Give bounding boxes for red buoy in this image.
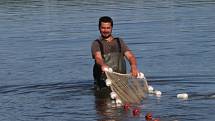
[123,103,130,111]
[132,108,140,116]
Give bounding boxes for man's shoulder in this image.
[92,38,99,44]
[91,39,101,48]
[114,37,122,40]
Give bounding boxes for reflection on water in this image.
[0,0,215,121]
[94,89,121,121]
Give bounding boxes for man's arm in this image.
[125,51,139,77]
[94,51,109,71]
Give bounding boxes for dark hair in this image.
[99,16,113,28]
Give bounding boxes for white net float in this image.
[137,72,145,79]
[115,98,122,104]
[154,90,162,97]
[148,85,154,93]
[105,79,112,86]
[108,68,113,72]
[177,93,188,99]
[110,92,117,99]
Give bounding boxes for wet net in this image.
[105,71,149,104]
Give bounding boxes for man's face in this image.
[99,22,112,39]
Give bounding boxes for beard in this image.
[101,33,111,39]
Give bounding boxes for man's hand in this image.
[131,65,139,77]
[101,64,109,72]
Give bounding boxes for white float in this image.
[116,98,122,104]
[177,93,188,99]
[137,72,145,79]
[154,90,162,97]
[148,85,154,93]
[103,67,113,72]
[105,79,112,86]
[110,92,117,99]
[108,68,113,72]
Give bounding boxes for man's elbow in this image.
[125,51,135,60]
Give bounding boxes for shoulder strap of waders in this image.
[115,38,122,53]
[96,39,104,56]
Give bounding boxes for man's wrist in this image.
[131,65,137,69]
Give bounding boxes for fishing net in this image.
[105,69,149,104]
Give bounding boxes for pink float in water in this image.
[123,103,130,111]
[132,108,140,116]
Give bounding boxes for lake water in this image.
[0,0,215,121]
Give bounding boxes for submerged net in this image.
[105,71,149,104]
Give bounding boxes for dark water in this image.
[0,0,215,121]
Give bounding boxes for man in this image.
[91,16,139,90]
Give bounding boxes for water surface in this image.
[0,0,215,121]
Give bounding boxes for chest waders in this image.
[93,38,127,90]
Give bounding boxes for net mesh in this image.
[105,71,149,104]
